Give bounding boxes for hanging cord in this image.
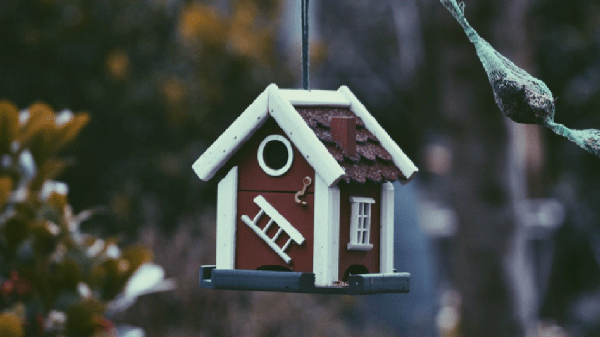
[440,0,600,158]
[302,0,310,90]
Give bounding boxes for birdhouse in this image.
[194,84,418,294]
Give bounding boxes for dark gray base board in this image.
[200,265,410,295]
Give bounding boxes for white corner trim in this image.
[268,85,345,187]
[257,135,294,176]
[279,89,351,107]
[216,166,238,269]
[192,88,270,181]
[338,86,418,180]
[313,174,340,286]
[380,182,394,274]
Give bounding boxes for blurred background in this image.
[1,0,600,336]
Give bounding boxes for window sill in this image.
[347,243,373,251]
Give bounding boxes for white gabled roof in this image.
[192,83,418,187]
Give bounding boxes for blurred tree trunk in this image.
[422,0,523,336]
[496,0,547,336]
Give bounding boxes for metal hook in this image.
[295,176,312,206]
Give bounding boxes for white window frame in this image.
[257,135,294,176]
[347,196,375,251]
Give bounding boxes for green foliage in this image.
[0,101,161,337]
[0,0,295,235]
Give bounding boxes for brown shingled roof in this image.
[295,107,407,183]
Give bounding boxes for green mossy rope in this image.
[440,0,600,158]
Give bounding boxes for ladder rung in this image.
[253,196,305,245]
[252,209,265,225]
[263,219,274,233]
[241,214,292,264]
[282,238,293,252]
[241,196,307,264]
[272,227,283,242]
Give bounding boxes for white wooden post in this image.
[216,166,238,269]
[380,182,395,274]
[313,174,340,286]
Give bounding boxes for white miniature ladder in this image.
[241,195,305,264]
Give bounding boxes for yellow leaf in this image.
[65,299,105,337]
[88,264,107,289]
[0,100,19,153]
[106,49,130,80]
[10,303,26,322]
[117,259,130,274]
[54,113,90,152]
[0,313,24,337]
[232,2,258,27]
[29,159,69,192]
[122,245,153,273]
[178,4,226,43]
[19,103,56,164]
[19,103,54,146]
[47,192,68,212]
[162,77,186,104]
[0,176,13,208]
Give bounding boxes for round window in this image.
[257,135,294,176]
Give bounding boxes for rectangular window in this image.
[347,197,375,251]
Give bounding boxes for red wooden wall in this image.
[229,118,315,272]
[338,182,381,280]
[217,116,384,279]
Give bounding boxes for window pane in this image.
[350,199,376,246]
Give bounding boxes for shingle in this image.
[357,142,393,161]
[296,107,406,183]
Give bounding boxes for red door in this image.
[231,118,315,272]
[236,191,314,272]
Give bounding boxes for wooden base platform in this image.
[200,265,410,295]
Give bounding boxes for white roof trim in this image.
[279,89,351,107]
[338,86,418,179]
[192,84,416,185]
[268,86,345,187]
[192,88,270,181]
[192,84,345,186]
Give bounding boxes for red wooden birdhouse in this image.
[195,84,418,294]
